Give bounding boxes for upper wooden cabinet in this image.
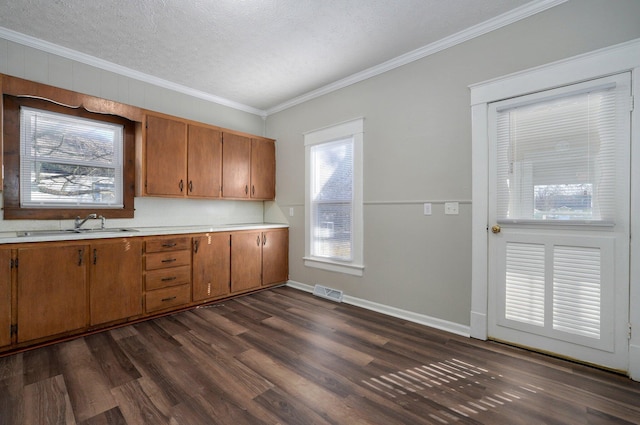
[141,114,222,198]
[222,133,275,200]
[188,124,222,198]
[144,114,188,197]
[251,138,276,200]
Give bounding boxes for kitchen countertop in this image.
[0,223,289,244]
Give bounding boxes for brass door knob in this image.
[491,225,501,234]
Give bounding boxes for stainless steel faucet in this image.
[74,213,98,230]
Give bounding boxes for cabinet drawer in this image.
[145,250,191,270]
[145,284,191,313]
[145,266,191,291]
[145,237,191,253]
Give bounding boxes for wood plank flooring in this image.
[1,286,639,424]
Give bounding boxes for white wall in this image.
[266,0,640,328]
[0,38,268,231]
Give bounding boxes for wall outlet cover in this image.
[445,202,459,215]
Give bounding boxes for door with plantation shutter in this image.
[487,73,631,371]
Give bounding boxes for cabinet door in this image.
[145,114,187,196]
[188,125,222,198]
[17,244,88,343]
[0,249,11,347]
[90,239,143,326]
[222,133,251,199]
[193,233,231,301]
[251,138,276,200]
[262,229,289,286]
[230,232,262,293]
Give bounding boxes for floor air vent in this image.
[312,285,344,302]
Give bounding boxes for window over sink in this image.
[2,94,136,219]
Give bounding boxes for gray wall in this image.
[266,0,640,326]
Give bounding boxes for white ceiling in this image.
[0,0,562,115]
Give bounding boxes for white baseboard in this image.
[286,280,470,337]
[630,342,640,382]
[470,310,488,340]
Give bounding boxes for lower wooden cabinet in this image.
[231,231,263,293]
[17,244,88,343]
[0,249,12,348]
[1,227,288,354]
[231,228,289,293]
[143,236,192,314]
[193,233,231,302]
[262,229,289,286]
[90,238,143,326]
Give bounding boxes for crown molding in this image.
[0,0,566,118]
[265,0,568,115]
[0,26,267,117]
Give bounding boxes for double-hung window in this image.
[304,118,364,276]
[20,107,124,208]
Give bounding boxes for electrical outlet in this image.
[444,202,459,215]
[289,207,294,217]
[423,203,432,215]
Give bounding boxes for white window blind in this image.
[505,242,545,327]
[553,246,601,339]
[310,138,353,261]
[20,107,124,208]
[495,82,621,222]
[304,117,364,276]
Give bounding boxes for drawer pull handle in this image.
[161,277,177,282]
[162,243,177,248]
[161,296,177,302]
[161,258,177,263]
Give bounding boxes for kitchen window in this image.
[304,118,364,276]
[2,95,135,219]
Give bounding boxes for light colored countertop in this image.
[0,223,288,244]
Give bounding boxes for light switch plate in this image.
[444,202,459,215]
[423,203,432,215]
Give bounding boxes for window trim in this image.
[303,117,364,276]
[2,94,136,219]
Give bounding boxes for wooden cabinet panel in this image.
[145,266,191,291]
[145,250,191,270]
[193,233,230,302]
[222,133,251,199]
[145,236,191,253]
[251,138,276,200]
[89,239,143,326]
[188,125,222,198]
[145,284,191,313]
[143,235,192,314]
[145,114,187,196]
[17,244,88,343]
[0,249,11,347]
[262,229,289,286]
[230,231,262,293]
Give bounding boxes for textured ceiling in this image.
[0,0,538,113]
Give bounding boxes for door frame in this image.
[469,38,640,380]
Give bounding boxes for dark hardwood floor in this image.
[1,285,639,424]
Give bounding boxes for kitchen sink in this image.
[17,228,139,237]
